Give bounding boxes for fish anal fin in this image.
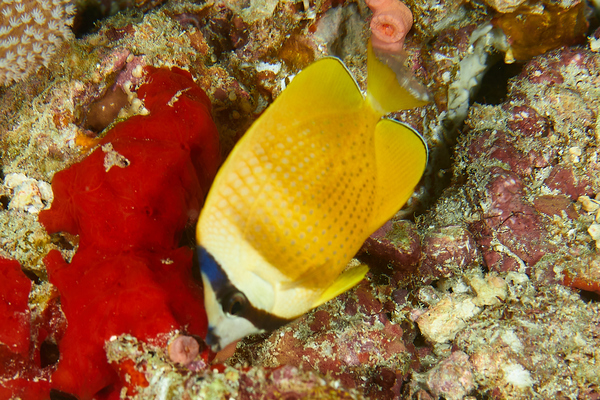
[370,118,427,231]
[312,263,369,308]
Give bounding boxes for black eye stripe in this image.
[197,246,293,331]
[224,292,247,315]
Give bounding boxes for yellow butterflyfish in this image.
[197,40,428,351]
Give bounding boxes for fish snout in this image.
[204,327,222,352]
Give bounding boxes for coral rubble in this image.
[106,334,364,399]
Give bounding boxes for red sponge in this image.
[37,66,220,399]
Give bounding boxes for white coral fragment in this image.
[469,273,508,306]
[578,195,600,212]
[588,223,600,249]
[502,363,534,388]
[3,172,53,213]
[483,0,526,13]
[416,295,482,343]
[102,142,130,172]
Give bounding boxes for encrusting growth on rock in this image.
[0,0,75,85]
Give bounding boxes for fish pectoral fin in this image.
[370,118,428,231]
[312,262,369,308]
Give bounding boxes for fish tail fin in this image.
[369,118,427,231]
[366,39,429,115]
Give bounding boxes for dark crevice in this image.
[412,327,427,348]
[21,268,43,285]
[48,233,77,251]
[72,0,106,37]
[40,340,60,368]
[192,247,203,284]
[473,59,524,105]
[0,195,9,210]
[179,223,197,249]
[577,288,600,303]
[50,390,79,400]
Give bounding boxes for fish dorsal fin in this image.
[366,40,429,115]
[369,118,427,231]
[205,57,364,192]
[312,263,369,308]
[266,57,364,123]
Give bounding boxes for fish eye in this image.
[223,291,247,316]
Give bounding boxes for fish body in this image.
[197,41,428,350]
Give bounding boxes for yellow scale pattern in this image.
[204,107,377,289]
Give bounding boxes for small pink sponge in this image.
[169,335,200,365]
[366,0,413,53]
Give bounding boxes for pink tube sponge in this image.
[169,335,200,365]
[366,0,413,53]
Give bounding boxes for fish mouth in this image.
[204,328,222,352]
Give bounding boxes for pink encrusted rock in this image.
[486,168,529,224]
[308,310,331,333]
[92,48,132,83]
[344,282,386,316]
[516,48,598,88]
[419,225,478,281]
[257,317,407,391]
[503,105,550,138]
[518,57,565,85]
[237,364,362,399]
[114,56,147,89]
[423,351,475,400]
[471,167,548,272]
[422,24,477,111]
[533,195,579,220]
[473,229,521,273]
[231,280,412,397]
[451,46,600,282]
[467,130,548,176]
[544,166,592,201]
[359,219,421,275]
